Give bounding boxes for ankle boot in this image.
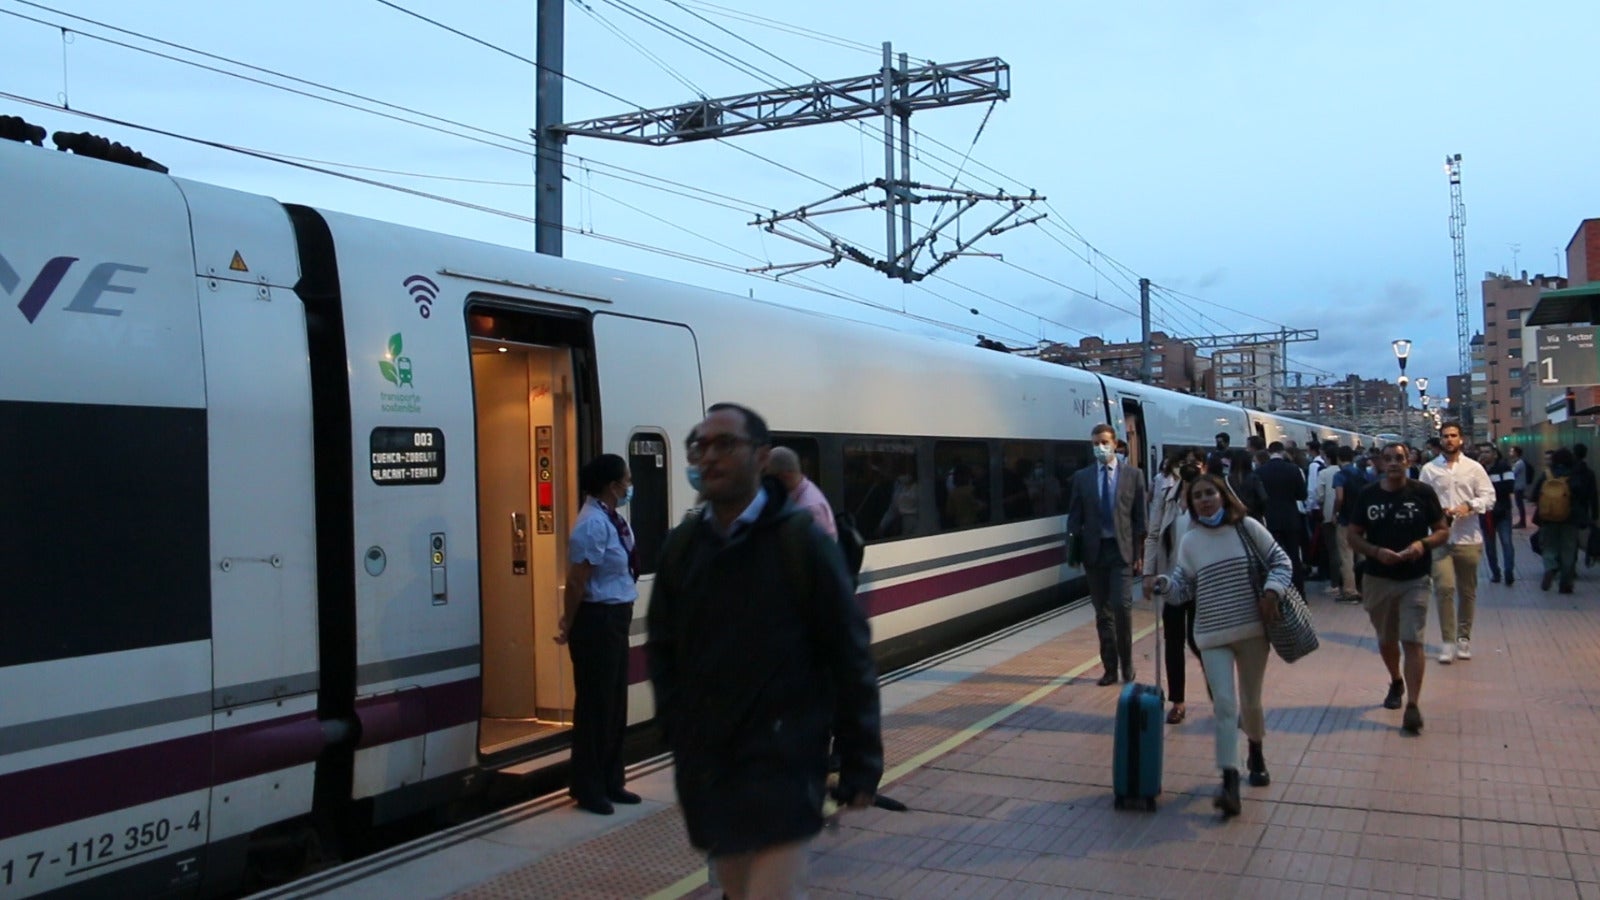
[1214,768,1242,818]
[1247,741,1271,787]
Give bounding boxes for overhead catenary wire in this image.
[8,1,1297,358]
[0,90,1007,344]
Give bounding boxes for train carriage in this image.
[0,126,1372,898]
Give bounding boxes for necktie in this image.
[603,503,640,582]
[1101,465,1114,530]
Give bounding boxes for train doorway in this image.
[1120,396,1149,473]
[468,307,593,757]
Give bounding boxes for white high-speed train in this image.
[0,121,1372,898]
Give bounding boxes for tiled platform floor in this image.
[461,531,1600,899]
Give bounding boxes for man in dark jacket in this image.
[1478,444,1516,585]
[1256,441,1308,595]
[647,403,882,898]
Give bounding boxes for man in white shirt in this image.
[1417,422,1496,664]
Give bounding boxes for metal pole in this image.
[1400,382,1409,446]
[898,51,912,272]
[1139,278,1153,384]
[881,42,897,280]
[535,0,564,256]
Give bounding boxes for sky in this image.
[6,0,1598,394]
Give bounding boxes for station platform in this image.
[264,530,1600,899]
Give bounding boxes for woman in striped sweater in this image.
[1154,473,1292,817]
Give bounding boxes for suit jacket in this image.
[1066,461,1147,569]
[1256,456,1306,533]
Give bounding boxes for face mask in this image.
[1178,464,1200,483]
[615,484,633,508]
[1092,444,1115,464]
[686,465,703,493]
[1198,508,1225,527]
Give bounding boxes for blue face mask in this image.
[1092,444,1115,464]
[615,484,633,508]
[686,465,703,493]
[1198,508,1225,527]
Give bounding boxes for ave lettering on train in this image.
[0,251,148,323]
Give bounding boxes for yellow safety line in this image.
[644,622,1157,900]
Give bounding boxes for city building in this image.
[1278,375,1397,432]
[1033,331,1199,392]
[1480,272,1565,441]
[1210,343,1283,409]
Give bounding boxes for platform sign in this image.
[1535,327,1600,387]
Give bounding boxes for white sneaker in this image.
[1457,639,1472,660]
[1438,645,1454,664]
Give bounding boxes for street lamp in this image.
[1393,340,1412,443]
[1417,377,1430,438]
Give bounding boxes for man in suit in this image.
[1256,441,1308,595]
[1067,423,1148,685]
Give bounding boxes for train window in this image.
[1000,440,1055,521]
[934,440,992,531]
[842,438,918,541]
[627,431,669,576]
[1051,440,1095,515]
[771,434,821,485]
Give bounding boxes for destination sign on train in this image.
[371,427,445,485]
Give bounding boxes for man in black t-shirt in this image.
[1348,445,1449,735]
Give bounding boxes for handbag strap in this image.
[1234,522,1267,593]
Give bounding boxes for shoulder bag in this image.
[1235,523,1319,663]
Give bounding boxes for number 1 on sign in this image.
[1540,356,1557,384]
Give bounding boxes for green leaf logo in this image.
[379,333,403,385]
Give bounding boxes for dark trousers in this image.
[1482,514,1515,578]
[1515,490,1527,525]
[568,601,633,803]
[1161,600,1203,703]
[1086,540,1133,678]
[1269,525,1306,596]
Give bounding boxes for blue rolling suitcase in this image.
[1113,613,1164,810]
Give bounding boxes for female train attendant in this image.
[1142,451,1205,725]
[1154,473,1290,818]
[555,454,641,815]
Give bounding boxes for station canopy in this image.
[1528,281,1600,326]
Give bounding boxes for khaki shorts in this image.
[1362,575,1430,644]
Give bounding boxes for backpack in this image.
[1539,476,1572,524]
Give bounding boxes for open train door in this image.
[468,304,596,759]
[1118,394,1150,474]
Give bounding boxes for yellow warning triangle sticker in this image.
[228,251,249,272]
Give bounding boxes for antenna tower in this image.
[1445,153,1470,430]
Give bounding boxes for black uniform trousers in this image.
[568,601,633,804]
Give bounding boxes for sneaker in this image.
[1383,680,1405,710]
[1438,644,1454,664]
[1456,639,1472,660]
[1402,704,1423,734]
[1338,593,1363,605]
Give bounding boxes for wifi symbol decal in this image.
[404,274,439,319]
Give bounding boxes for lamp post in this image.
[1417,377,1430,439]
[1393,339,1411,444]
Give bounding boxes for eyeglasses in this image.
[687,434,753,460]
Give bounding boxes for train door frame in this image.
[466,302,597,761]
[1118,395,1150,474]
